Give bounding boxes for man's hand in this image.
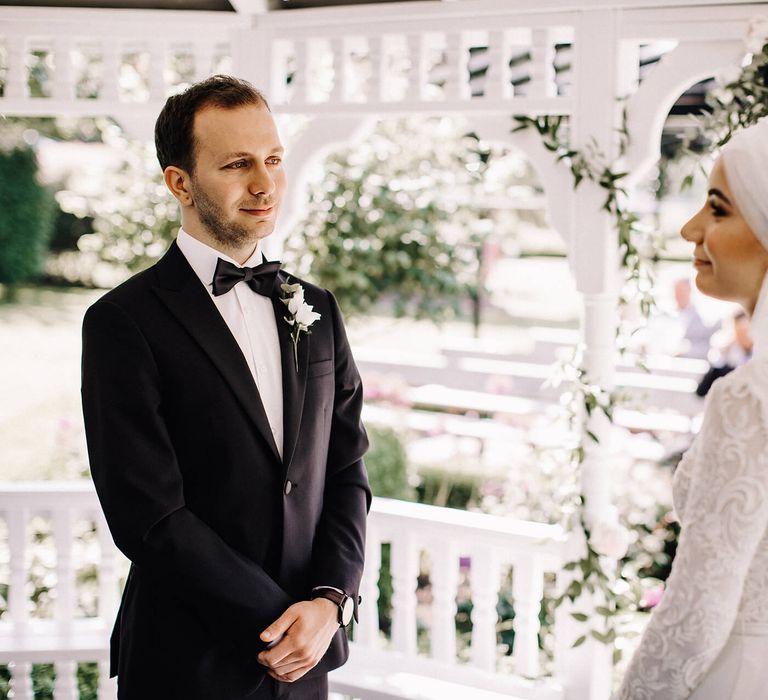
[257,598,339,683]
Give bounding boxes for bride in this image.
[615,118,768,699]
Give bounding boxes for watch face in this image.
[341,596,354,626]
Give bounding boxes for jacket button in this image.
[284,480,293,495]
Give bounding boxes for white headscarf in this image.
[721,117,768,252]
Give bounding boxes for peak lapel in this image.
[271,283,308,470]
[152,243,282,462]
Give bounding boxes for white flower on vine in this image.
[715,64,742,88]
[589,520,631,560]
[745,16,768,54]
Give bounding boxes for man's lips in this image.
[241,206,274,216]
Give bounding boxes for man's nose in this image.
[249,164,276,197]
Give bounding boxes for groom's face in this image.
[186,103,286,248]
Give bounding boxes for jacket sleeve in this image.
[309,291,372,608]
[614,373,768,700]
[81,299,293,658]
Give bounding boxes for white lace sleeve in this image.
[614,371,768,700]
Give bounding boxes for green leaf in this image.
[570,612,589,622]
[572,635,587,649]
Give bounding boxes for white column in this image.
[99,660,118,700]
[366,35,383,103]
[511,555,543,677]
[329,37,345,104]
[484,30,508,101]
[148,41,167,101]
[7,508,29,635]
[97,511,120,627]
[5,35,28,99]
[100,41,121,102]
[53,37,74,101]
[405,33,424,103]
[291,40,309,105]
[429,542,459,662]
[8,661,34,700]
[529,28,556,99]
[54,660,79,700]
[442,31,466,102]
[54,507,76,636]
[194,44,217,83]
[469,546,500,672]
[356,526,382,647]
[389,534,418,656]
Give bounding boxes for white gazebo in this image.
[0,0,758,698]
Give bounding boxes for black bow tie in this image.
[211,257,282,297]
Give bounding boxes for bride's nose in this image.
[680,208,704,244]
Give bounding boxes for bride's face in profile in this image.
[680,157,768,314]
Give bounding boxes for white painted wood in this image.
[442,31,466,102]
[428,542,459,662]
[469,546,500,672]
[329,36,345,103]
[54,659,79,700]
[99,659,118,700]
[389,532,419,656]
[96,511,120,626]
[291,40,308,106]
[148,41,167,101]
[100,40,121,102]
[52,37,73,101]
[366,34,383,103]
[7,508,29,635]
[405,33,424,103]
[9,660,34,700]
[4,35,27,99]
[484,30,508,101]
[53,507,75,636]
[357,525,382,647]
[511,556,544,677]
[529,28,556,99]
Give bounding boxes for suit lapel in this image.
[271,275,308,470]
[152,242,282,462]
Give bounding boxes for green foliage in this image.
[365,426,411,500]
[0,143,55,292]
[288,119,488,321]
[0,663,99,700]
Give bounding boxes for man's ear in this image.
[164,166,193,207]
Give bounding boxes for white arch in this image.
[624,39,744,185]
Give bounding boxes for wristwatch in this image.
[310,586,355,627]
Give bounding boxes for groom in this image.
[81,75,371,699]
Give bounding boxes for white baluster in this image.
[469,546,500,672]
[99,660,118,699]
[429,542,459,662]
[53,37,74,101]
[290,40,307,105]
[365,35,382,103]
[53,507,75,636]
[194,44,217,83]
[8,661,34,700]
[5,35,28,99]
[54,660,79,700]
[7,508,29,636]
[100,41,121,102]
[511,556,543,677]
[97,511,120,628]
[148,42,166,100]
[356,527,382,647]
[529,28,556,98]
[390,533,418,656]
[329,37,345,104]
[484,30,508,101]
[442,31,466,102]
[405,33,423,103]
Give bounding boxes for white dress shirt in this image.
[176,228,284,458]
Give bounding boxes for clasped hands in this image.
[257,598,339,683]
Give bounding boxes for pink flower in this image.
[641,584,665,609]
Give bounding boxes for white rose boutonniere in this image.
[281,283,321,372]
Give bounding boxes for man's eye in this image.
[267,157,282,165]
[227,161,247,169]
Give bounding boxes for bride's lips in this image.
[693,258,711,268]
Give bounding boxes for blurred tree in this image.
[287,119,493,324]
[0,141,55,301]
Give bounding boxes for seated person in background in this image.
[674,277,717,359]
[695,311,753,396]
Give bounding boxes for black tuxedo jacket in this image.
[81,241,371,699]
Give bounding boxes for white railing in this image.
[0,481,569,699]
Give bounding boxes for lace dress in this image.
[615,275,768,700]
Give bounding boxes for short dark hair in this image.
[154,74,270,175]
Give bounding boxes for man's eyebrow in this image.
[708,188,733,206]
[220,146,285,160]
